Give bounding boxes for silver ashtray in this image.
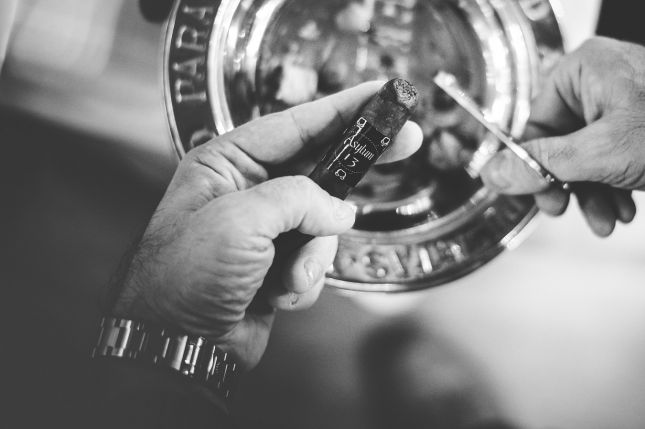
[163,0,564,292]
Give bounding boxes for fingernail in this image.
[289,292,300,307]
[485,156,511,190]
[333,198,357,221]
[304,258,322,288]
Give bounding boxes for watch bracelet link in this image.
[91,317,238,399]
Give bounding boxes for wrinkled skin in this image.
[110,82,423,370]
[481,37,645,237]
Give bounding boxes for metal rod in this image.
[433,71,569,191]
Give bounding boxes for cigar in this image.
[274,78,419,258]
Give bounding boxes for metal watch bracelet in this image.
[91,317,238,400]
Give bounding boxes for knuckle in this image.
[577,38,645,103]
[259,176,293,197]
[270,175,317,199]
[251,176,308,210]
[184,141,214,162]
[186,141,224,167]
[580,36,610,53]
[182,144,228,180]
[576,37,624,76]
[590,123,633,183]
[178,142,242,196]
[530,138,573,170]
[578,36,622,60]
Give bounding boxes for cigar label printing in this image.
[309,78,419,199]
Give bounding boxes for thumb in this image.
[215,176,357,239]
[480,121,614,194]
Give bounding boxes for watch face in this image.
[164,0,564,292]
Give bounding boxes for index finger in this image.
[221,81,421,164]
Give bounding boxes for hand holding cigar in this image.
[272,78,419,268]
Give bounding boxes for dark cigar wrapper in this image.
[274,79,418,267]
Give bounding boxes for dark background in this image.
[596,0,645,46]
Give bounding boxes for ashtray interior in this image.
[166,0,564,291]
[218,0,506,232]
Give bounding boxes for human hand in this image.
[480,37,644,236]
[109,82,423,369]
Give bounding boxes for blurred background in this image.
[2,1,645,428]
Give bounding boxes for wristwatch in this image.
[91,317,239,399]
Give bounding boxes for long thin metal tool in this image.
[433,71,569,191]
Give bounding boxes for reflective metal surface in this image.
[164,0,564,292]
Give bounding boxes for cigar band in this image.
[324,117,391,187]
